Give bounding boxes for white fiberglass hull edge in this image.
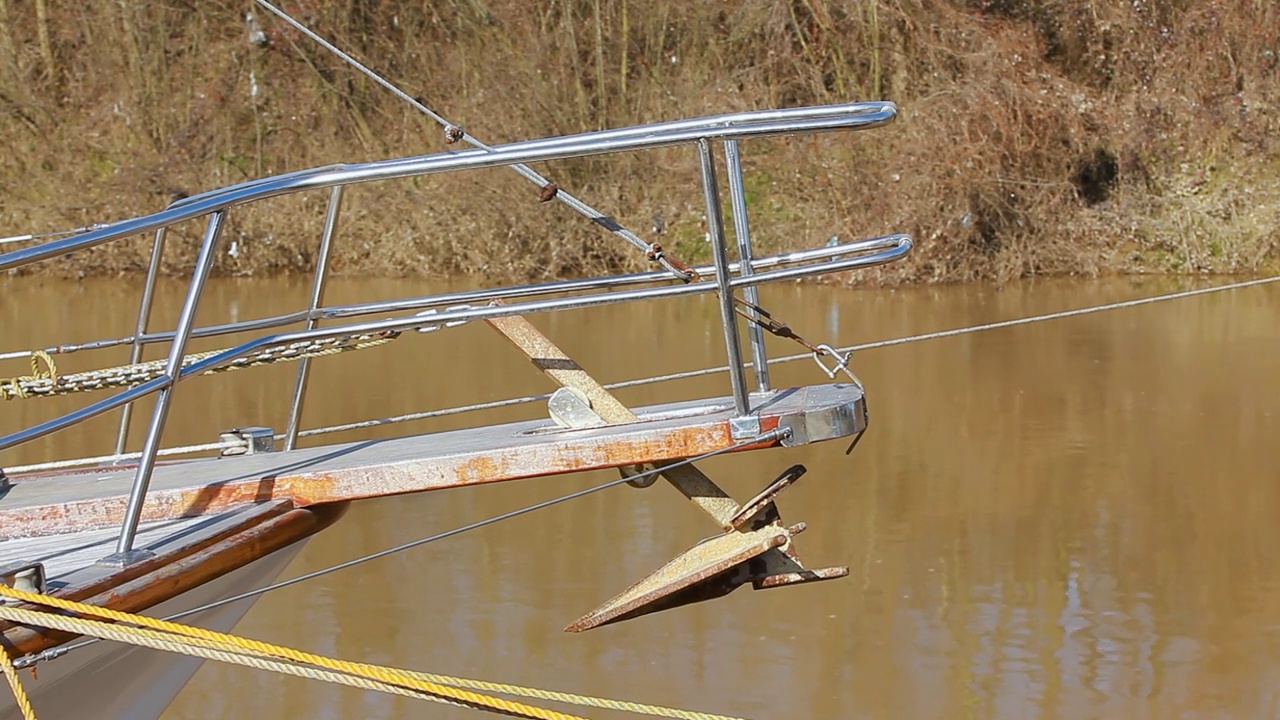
[0,540,310,720]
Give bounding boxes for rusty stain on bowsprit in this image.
[0,390,838,538]
[0,380,860,538]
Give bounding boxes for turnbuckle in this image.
[646,242,701,283]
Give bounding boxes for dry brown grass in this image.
[0,0,1276,284]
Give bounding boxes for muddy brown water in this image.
[2,275,1278,719]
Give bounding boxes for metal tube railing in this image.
[106,211,227,562]
[0,235,912,454]
[0,100,911,568]
[165,103,894,214]
[113,226,169,458]
[0,102,895,272]
[698,140,751,417]
[283,186,343,450]
[0,234,904,361]
[723,139,770,392]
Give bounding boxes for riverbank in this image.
[0,1,1276,284]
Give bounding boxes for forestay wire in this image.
[251,0,697,281]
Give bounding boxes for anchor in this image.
[486,311,849,632]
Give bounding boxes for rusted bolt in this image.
[444,125,464,144]
[666,255,701,282]
[538,183,559,203]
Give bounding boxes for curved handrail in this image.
[1,99,911,560]
[0,233,905,359]
[0,102,895,272]
[0,235,911,452]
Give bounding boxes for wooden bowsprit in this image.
[485,313,849,632]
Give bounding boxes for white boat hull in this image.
[0,540,309,720]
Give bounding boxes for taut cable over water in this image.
[6,274,1274,475]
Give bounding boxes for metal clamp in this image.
[415,304,475,333]
[728,415,762,441]
[220,426,275,457]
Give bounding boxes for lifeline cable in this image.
[8,274,1277,474]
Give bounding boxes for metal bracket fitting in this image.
[728,415,762,441]
[96,548,156,568]
[219,426,275,457]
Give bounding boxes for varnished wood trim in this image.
[54,499,295,605]
[1,502,348,657]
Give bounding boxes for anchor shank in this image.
[485,313,741,528]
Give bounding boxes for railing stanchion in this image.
[106,211,227,564]
[113,226,169,458]
[697,139,752,421]
[284,186,343,451]
[723,140,770,393]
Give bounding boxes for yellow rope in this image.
[0,351,57,401]
[0,605,537,718]
[0,584,749,720]
[0,585,577,720]
[0,645,36,720]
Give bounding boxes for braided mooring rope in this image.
[1,331,400,401]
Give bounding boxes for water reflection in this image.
[2,275,1278,718]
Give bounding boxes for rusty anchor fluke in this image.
[564,462,849,632]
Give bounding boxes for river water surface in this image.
[2,274,1278,719]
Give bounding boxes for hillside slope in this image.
[0,0,1275,283]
